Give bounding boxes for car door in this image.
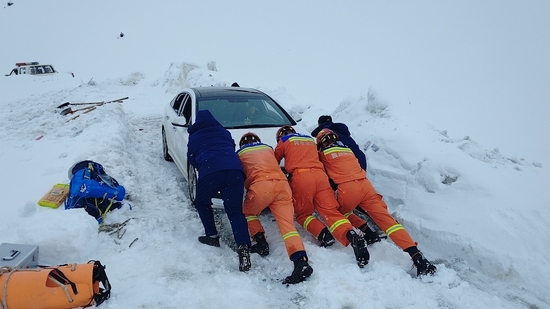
[171,92,193,176]
[163,94,180,157]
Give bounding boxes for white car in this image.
[162,86,302,205]
[5,62,57,76]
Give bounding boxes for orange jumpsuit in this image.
[274,133,354,246]
[237,142,306,259]
[318,142,417,250]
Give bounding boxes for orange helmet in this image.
[239,132,261,147]
[276,125,296,142]
[316,128,338,148]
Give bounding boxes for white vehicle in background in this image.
[5,62,57,76]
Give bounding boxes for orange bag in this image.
[0,260,111,309]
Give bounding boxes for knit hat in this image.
[318,115,332,126]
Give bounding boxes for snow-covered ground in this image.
[1,1,549,308]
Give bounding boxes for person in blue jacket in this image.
[187,110,251,272]
[311,115,367,171]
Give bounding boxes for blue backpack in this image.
[65,160,125,223]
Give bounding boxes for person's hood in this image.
[188,110,222,134]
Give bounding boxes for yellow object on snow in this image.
[38,183,69,209]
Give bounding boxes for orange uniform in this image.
[237,142,306,260]
[318,142,417,250]
[274,133,354,246]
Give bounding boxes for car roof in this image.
[190,87,266,99]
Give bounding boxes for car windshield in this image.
[197,93,295,129]
[29,65,54,75]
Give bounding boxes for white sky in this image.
[1,1,549,308]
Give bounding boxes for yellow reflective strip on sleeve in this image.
[343,212,354,218]
[245,215,259,223]
[323,147,353,155]
[329,218,351,233]
[385,224,404,236]
[282,231,300,240]
[303,216,316,229]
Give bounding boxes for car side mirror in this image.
[171,118,189,128]
[291,112,302,123]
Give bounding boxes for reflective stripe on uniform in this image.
[246,215,259,222]
[343,211,354,218]
[386,224,404,236]
[287,136,315,143]
[282,231,300,241]
[238,144,272,156]
[303,215,316,230]
[322,146,353,156]
[329,218,350,233]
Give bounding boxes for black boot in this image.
[317,227,336,247]
[238,244,251,272]
[346,230,369,268]
[411,252,436,277]
[359,223,382,245]
[198,235,220,247]
[283,257,313,285]
[250,232,269,256]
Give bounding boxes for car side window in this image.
[172,93,185,112]
[178,94,192,125]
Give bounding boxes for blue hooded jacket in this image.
[187,110,244,178]
[312,121,367,170]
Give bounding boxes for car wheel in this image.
[188,165,197,205]
[162,128,173,161]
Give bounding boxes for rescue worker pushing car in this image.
[187,110,251,272]
[316,128,437,277]
[237,132,313,284]
[311,115,382,244]
[274,126,370,268]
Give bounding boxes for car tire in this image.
[188,165,197,206]
[162,128,173,162]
